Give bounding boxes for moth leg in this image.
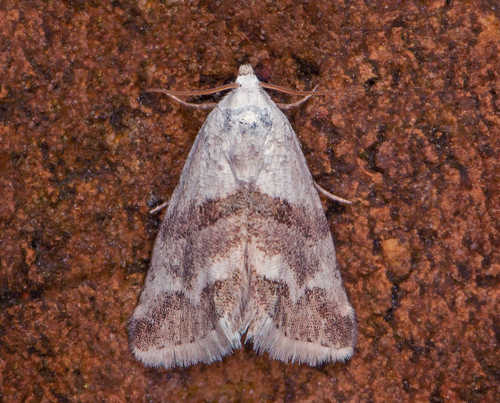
[314,182,351,205]
[161,94,217,110]
[146,83,237,110]
[277,95,314,110]
[277,85,320,110]
[149,201,169,214]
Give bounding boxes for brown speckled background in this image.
[1,1,499,402]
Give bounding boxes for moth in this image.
[129,64,357,368]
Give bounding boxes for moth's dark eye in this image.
[255,74,267,83]
[222,75,267,84]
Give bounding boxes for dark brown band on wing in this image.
[158,187,333,285]
[166,188,330,240]
[251,277,357,349]
[129,280,237,351]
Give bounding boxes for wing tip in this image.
[246,316,357,366]
[129,335,241,369]
[128,316,243,369]
[130,345,227,369]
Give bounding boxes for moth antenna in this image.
[146,83,238,97]
[260,82,327,96]
[261,82,366,100]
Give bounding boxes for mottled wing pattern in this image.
[130,65,357,368]
[128,108,248,368]
[242,99,357,365]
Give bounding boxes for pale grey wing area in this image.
[242,106,357,365]
[129,108,248,368]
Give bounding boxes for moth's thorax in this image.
[218,74,272,112]
[236,72,259,88]
[201,73,274,184]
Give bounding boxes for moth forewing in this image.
[129,65,356,368]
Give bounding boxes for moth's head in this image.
[236,64,259,88]
[238,64,254,76]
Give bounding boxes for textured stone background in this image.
[1,0,499,402]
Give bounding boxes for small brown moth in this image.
[129,65,357,368]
